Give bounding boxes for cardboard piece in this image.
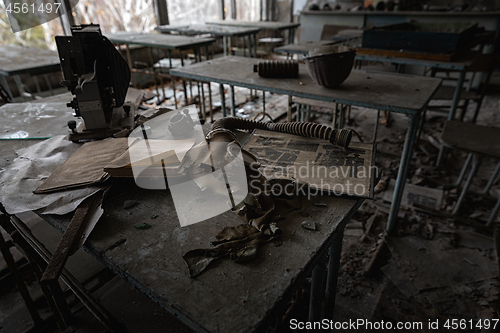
[383,179,443,210]
[104,138,196,178]
[34,138,130,194]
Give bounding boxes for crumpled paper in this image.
[0,136,102,215]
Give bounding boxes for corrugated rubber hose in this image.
[209,117,353,148]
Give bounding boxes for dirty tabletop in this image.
[171,56,441,115]
[171,56,441,233]
[41,178,363,333]
[0,45,61,76]
[156,24,261,37]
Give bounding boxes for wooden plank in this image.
[40,191,103,283]
[441,120,500,160]
[41,179,363,333]
[171,56,441,115]
[206,20,300,30]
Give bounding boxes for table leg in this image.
[437,69,467,167]
[487,197,500,226]
[33,76,41,95]
[1,214,129,333]
[247,35,252,58]
[339,105,346,129]
[200,82,206,121]
[125,44,135,87]
[43,74,54,96]
[220,84,227,117]
[253,34,258,58]
[482,161,500,195]
[448,70,467,122]
[208,83,213,122]
[148,48,161,100]
[0,230,43,327]
[372,110,381,144]
[13,75,28,100]
[386,113,421,233]
[309,253,326,323]
[168,49,177,107]
[1,75,14,100]
[333,104,338,129]
[452,154,482,215]
[456,153,473,187]
[262,90,265,117]
[230,86,236,117]
[324,228,345,320]
[223,36,228,57]
[197,83,203,116]
[180,53,189,105]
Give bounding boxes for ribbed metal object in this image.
[211,118,353,148]
[253,60,299,78]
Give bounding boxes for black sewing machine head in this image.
[56,24,131,133]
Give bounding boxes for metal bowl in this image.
[304,45,356,87]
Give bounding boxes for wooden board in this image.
[170,56,441,115]
[383,179,443,210]
[42,178,363,333]
[441,120,500,159]
[105,32,215,50]
[0,45,61,76]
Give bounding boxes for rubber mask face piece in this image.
[128,107,248,227]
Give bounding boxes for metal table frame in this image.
[156,24,260,57]
[0,45,61,101]
[106,32,216,113]
[171,56,442,233]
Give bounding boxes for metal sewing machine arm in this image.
[56,24,133,140]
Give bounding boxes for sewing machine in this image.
[56,24,135,141]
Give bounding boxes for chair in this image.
[440,120,500,225]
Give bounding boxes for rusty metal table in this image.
[156,24,261,57]
[0,45,61,101]
[171,56,442,233]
